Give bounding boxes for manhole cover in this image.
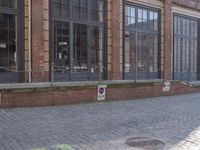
[126,137,165,149]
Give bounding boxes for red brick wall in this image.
[172,0,200,9]
[110,0,123,80]
[31,0,49,82]
[0,82,199,108]
[164,0,173,80]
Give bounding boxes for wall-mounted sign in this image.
[163,81,171,92]
[0,43,6,48]
[59,41,68,46]
[97,85,107,101]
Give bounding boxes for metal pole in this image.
[28,0,32,83]
[51,62,54,84]
[99,64,102,83]
[187,68,189,84]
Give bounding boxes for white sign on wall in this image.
[0,43,6,48]
[97,85,107,101]
[163,81,171,92]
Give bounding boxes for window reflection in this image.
[73,24,88,72]
[53,0,104,81]
[174,15,198,81]
[124,5,160,80]
[0,0,17,8]
[54,22,70,72]
[0,13,16,72]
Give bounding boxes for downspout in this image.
[28,0,32,83]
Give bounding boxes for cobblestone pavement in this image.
[1,93,200,150]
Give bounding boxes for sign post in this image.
[97,85,107,101]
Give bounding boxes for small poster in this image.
[97,85,107,101]
[0,43,6,48]
[163,81,171,92]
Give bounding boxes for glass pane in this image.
[149,11,154,30]
[81,0,87,20]
[90,0,98,21]
[138,9,142,19]
[73,24,88,72]
[124,5,160,80]
[9,0,16,8]
[174,15,198,81]
[154,12,158,31]
[73,0,80,19]
[53,0,62,17]
[0,13,17,72]
[174,16,177,34]
[8,44,16,70]
[62,0,70,18]
[54,21,70,72]
[98,0,104,22]
[0,13,8,28]
[124,31,135,73]
[143,10,148,29]
[90,26,99,73]
[0,0,17,8]
[143,10,147,20]
[137,32,148,73]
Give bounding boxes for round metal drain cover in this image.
[126,137,165,149]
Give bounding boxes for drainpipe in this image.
[28,0,32,83]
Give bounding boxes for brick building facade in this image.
[1,0,200,107]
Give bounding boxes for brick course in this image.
[0,82,199,108]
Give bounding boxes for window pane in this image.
[154,12,158,31]
[54,21,70,72]
[52,0,105,81]
[73,0,80,19]
[80,0,87,20]
[0,13,17,72]
[174,15,198,81]
[90,0,98,21]
[90,26,99,73]
[73,24,88,72]
[124,5,160,80]
[149,11,154,30]
[62,0,70,18]
[138,9,142,19]
[0,0,17,8]
[124,31,135,73]
[53,0,61,17]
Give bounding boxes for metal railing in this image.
[0,62,198,86]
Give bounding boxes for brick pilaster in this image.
[164,0,173,80]
[32,0,49,82]
[109,0,123,80]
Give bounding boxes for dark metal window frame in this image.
[123,1,161,80]
[0,0,24,83]
[173,13,200,81]
[49,0,107,82]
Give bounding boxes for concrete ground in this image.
[1,93,200,150]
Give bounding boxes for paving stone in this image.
[1,93,200,149]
